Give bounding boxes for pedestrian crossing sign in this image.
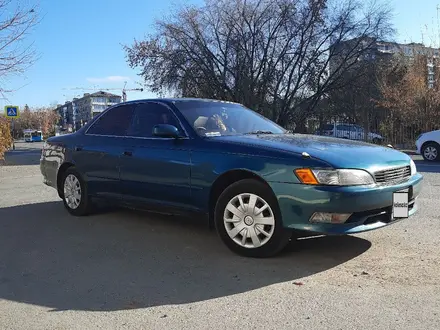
[4,105,19,118]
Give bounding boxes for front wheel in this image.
[214,179,291,258]
[422,142,439,162]
[62,167,93,216]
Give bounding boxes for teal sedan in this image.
[40,98,423,258]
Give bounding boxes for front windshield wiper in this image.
[244,130,274,135]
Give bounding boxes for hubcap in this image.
[64,174,81,210]
[424,146,438,160]
[244,215,254,226]
[223,193,275,249]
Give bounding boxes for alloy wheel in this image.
[424,146,438,161]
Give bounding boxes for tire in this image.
[61,167,93,216]
[214,179,291,258]
[421,142,439,162]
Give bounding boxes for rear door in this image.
[73,104,135,198]
[119,101,193,211]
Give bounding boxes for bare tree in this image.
[0,0,39,95]
[11,105,60,138]
[0,1,39,157]
[376,53,440,142]
[124,0,393,130]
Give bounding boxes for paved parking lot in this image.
[1,142,439,329]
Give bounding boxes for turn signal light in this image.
[294,168,319,185]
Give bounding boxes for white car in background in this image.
[316,123,384,144]
[416,130,440,162]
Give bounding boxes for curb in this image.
[399,150,418,155]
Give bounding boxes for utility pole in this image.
[11,118,15,150]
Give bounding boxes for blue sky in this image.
[2,0,440,109]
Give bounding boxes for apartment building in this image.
[56,91,121,131]
[330,38,439,88]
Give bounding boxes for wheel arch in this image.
[207,169,275,228]
[56,162,75,198]
[421,140,440,151]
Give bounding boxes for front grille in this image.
[374,165,411,184]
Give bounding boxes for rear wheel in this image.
[214,179,291,258]
[422,142,439,162]
[62,167,93,216]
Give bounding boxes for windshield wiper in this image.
[244,130,274,135]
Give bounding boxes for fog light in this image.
[310,212,352,224]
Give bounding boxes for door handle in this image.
[123,151,133,157]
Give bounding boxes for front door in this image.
[119,101,193,212]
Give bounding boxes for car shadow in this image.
[0,201,371,312]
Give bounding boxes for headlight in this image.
[410,159,417,176]
[295,168,375,186]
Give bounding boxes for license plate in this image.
[392,190,409,219]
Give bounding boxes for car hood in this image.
[420,129,440,138]
[214,133,411,170]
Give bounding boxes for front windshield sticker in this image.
[205,132,222,137]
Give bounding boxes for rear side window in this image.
[87,105,135,136]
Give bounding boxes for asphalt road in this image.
[1,142,439,330]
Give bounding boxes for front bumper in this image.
[40,158,58,190]
[269,173,423,235]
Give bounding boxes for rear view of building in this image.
[56,91,121,131]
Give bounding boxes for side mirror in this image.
[152,124,181,138]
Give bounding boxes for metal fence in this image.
[304,116,439,149]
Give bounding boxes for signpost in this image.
[4,105,20,150]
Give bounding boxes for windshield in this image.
[174,100,286,137]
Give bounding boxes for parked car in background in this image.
[416,129,440,162]
[316,123,384,144]
[40,98,422,258]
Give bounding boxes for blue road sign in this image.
[4,105,19,118]
[7,107,16,116]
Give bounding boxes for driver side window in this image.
[127,102,183,138]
